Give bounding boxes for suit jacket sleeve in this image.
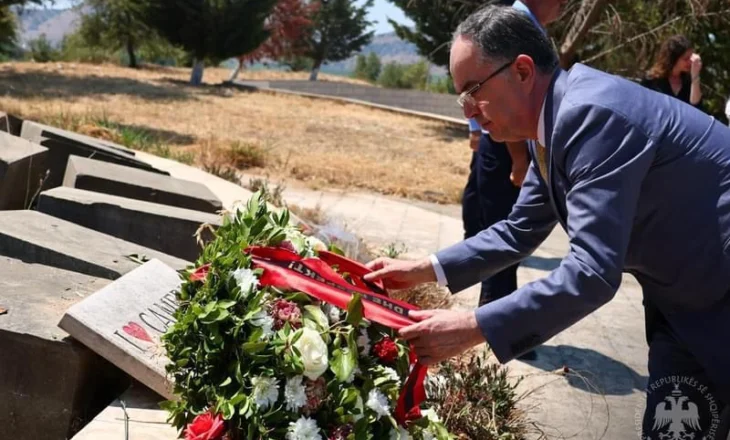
[468,102,656,363]
[435,157,558,294]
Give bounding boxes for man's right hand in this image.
[469,131,481,152]
[363,257,436,290]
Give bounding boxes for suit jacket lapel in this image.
[544,69,569,228]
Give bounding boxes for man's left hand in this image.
[399,309,486,365]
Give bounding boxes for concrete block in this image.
[59,259,182,401]
[0,256,130,440]
[38,187,220,261]
[64,155,223,213]
[0,210,188,280]
[0,112,24,136]
[0,132,48,210]
[20,120,168,188]
[72,384,178,440]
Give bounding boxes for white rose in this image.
[293,327,329,380]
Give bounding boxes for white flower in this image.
[293,327,329,380]
[306,235,327,252]
[251,310,275,338]
[382,366,401,388]
[322,303,341,324]
[421,408,441,423]
[357,328,371,354]
[284,376,307,412]
[232,267,259,295]
[251,375,279,410]
[366,389,390,419]
[423,431,435,440]
[345,366,361,384]
[286,416,322,440]
[389,426,412,440]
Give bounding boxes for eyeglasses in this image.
[456,59,515,108]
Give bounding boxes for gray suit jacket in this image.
[437,64,730,363]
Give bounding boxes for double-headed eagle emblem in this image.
[652,383,701,440]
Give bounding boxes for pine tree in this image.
[304,0,375,81]
[139,0,278,84]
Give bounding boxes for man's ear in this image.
[513,54,536,84]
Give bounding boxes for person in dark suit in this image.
[461,0,565,315]
[641,34,704,110]
[365,6,730,436]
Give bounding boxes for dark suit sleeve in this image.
[472,103,655,363]
[435,158,558,293]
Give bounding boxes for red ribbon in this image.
[246,246,426,425]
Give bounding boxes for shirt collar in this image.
[537,93,547,146]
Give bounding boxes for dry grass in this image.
[0,62,469,203]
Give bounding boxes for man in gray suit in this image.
[364,5,730,436]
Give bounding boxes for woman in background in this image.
[641,35,704,110]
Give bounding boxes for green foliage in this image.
[0,5,17,58]
[377,60,430,90]
[354,52,381,82]
[547,0,730,121]
[140,0,278,67]
[59,31,117,64]
[27,33,59,62]
[305,0,375,78]
[280,54,313,72]
[162,192,452,439]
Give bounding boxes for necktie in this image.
[535,141,549,182]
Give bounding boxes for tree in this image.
[76,0,152,68]
[229,0,317,81]
[304,0,375,81]
[353,51,381,82]
[140,0,278,84]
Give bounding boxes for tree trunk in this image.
[126,37,137,68]
[559,0,610,68]
[309,59,322,81]
[229,58,244,82]
[190,59,205,85]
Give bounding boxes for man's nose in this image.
[462,101,479,119]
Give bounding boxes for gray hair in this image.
[453,5,559,74]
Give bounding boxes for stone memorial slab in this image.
[72,384,178,440]
[59,259,183,401]
[64,155,223,213]
[0,132,48,210]
[38,187,220,261]
[0,256,130,440]
[0,111,24,136]
[20,120,168,188]
[0,210,188,279]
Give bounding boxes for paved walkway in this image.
[79,154,649,439]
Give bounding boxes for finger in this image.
[364,257,385,270]
[363,267,394,282]
[398,322,423,340]
[407,309,439,322]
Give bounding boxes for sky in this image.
[37,0,414,36]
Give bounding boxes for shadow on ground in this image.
[522,345,648,396]
[0,69,193,101]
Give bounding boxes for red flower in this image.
[372,337,399,364]
[190,264,211,282]
[271,299,302,330]
[303,377,327,415]
[184,412,225,440]
[328,424,353,440]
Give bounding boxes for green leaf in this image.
[218,300,237,309]
[346,293,364,326]
[285,292,312,303]
[220,377,232,387]
[331,347,355,382]
[303,305,329,331]
[242,341,268,354]
[328,243,345,256]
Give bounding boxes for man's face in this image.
[450,36,533,142]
